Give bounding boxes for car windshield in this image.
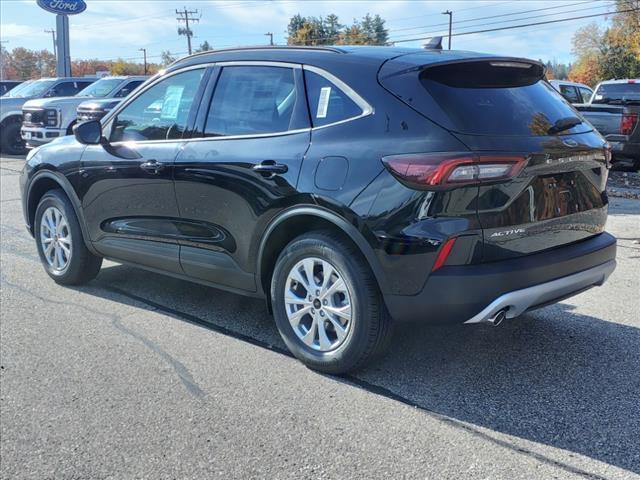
[593,82,640,104]
[7,79,56,98]
[2,80,35,98]
[76,78,123,97]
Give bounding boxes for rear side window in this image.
[304,70,362,127]
[418,62,591,136]
[559,85,580,103]
[204,66,301,137]
[578,87,592,103]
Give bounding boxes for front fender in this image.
[24,169,98,256]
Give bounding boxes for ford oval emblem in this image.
[562,139,578,148]
[37,0,87,15]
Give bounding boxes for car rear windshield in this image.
[417,62,591,136]
[592,82,640,104]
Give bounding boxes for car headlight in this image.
[44,108,59,127]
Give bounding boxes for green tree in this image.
[372,15,389,45]
[568,2,640,85]
[287,13,388,46]
[324,14,342,44]
[161,50,177,66]
[196,41,213,52]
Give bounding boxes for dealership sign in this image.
[36,0,87,15]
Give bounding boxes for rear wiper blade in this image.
[548,116,583,135]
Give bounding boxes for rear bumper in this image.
[383,232,617,324]
[606,135,640,160]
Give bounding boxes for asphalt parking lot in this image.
[1,154,639,480]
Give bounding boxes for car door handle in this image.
[252,161,288,176]
[140,160,165,174]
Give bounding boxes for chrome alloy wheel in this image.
[40,206,72,272]
[284,257,353,352]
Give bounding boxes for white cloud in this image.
[0,23,43,39]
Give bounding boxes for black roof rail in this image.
[171,45,347,66]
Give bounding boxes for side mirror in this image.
[73,120,102,145]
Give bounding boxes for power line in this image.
[388,0,599,34]
[391,1,616,40]
[386,0,513,24]
[391,6,639,44]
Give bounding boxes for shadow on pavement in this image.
[87,263,640,475]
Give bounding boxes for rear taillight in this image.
[381,152,526,190]
[621,113,638,136]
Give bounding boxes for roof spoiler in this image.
[423,36,443,51]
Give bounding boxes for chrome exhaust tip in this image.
[486,309,507,326]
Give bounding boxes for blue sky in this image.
[0,0,614,64]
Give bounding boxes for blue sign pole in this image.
[37,0,87,77]
[55,14,71,77]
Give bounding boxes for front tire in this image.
[1,118,27,155]
[34,189,102,285]
[271,231,392,374]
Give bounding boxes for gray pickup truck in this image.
[575,79,639,169]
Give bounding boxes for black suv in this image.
[20,46,617,373]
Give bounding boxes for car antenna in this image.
[423,36,443,50]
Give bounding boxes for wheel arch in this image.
[26,170,97,255]
[256,206,387,301]
[0,112,22,127]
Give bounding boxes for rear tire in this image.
[271,231,392,375]
[34,189,102,285]
[1,118,27,155]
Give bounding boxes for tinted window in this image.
[578,87,593,103]
[420,74,590,136]
[204,66,298,136]
[111,68,204,142]
[51,81,89,96]
[559,85,580,103]
[593,82,640,103]
[114,80,145,98]
[77,78,122,97]
[304,70,362,127]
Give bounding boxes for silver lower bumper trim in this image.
[464,260,616,324]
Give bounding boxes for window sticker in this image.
[161,85,185,120]
[317,86,331,118]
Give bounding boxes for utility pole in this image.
[139,48,147,74]
[442,10,452,50]
[45,29,57,60]
[176,7,200,55]
[264,32,274,46]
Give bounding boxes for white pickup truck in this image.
[21,76,147,148]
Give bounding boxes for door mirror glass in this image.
[110,69,205,143]
[74,120,102,145]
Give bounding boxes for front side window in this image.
[204,66,299,137]
[114,80,145,98]
[50,81,90,97]
[110,68,204,142]
[304,70,363,127]
[559,85,580,103]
